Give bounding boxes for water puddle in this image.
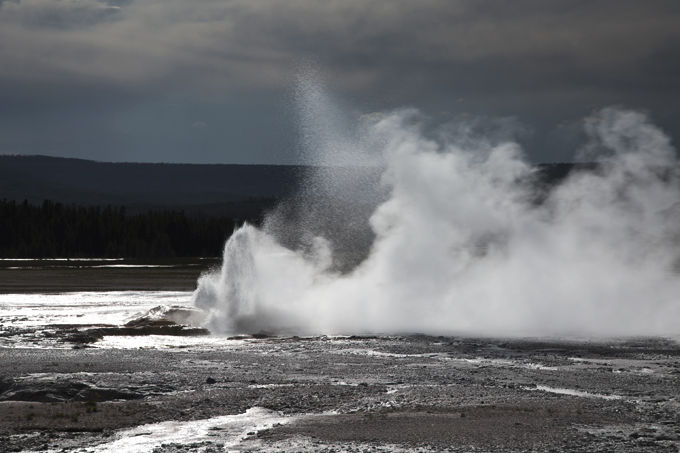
[526,385,622,400]
[334,348,559,371]
[0,291,193,328]
[93,334,240,350]
[77,407,292,452]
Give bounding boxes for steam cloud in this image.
[192,75,680,337]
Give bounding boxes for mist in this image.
[192,75,680,337]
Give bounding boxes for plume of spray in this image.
[192,73,680,337]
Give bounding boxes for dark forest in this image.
[0,199,240,258]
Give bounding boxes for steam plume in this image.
[193,75,680,337]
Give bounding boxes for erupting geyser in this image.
[192,74,680,337]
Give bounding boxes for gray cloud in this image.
[1,1,678,93]
[0,0,678,163]
[0,0,120,29]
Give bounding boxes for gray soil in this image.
[1,334,679,452]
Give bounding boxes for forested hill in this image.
[0,158,600,258]
[0,155,306,218]
[0,155,598,221]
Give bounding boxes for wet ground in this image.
[0,258,220,294]
[1,334,679,452]
[1,260,679,452]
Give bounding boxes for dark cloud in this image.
[0,0,120,29]
[0,0,678,163]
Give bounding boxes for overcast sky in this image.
[0,0,678,164]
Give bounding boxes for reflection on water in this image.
[0,291,193,328]
[86,407,292,453]
[0,258,216,268]
[0,289,266,350]
[0,259,225,348]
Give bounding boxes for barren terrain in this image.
[1,334,679,452]
[1,261,679,452]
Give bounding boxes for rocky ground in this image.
[1,333,679,452]
[1,262,679,451]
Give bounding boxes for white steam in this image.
[192,79,680,337]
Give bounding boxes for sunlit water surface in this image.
[0,291,241,349]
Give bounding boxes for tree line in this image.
[0,199,242,258]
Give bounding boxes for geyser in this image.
[192,76,680,337]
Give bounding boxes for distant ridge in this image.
[0,154,304,196]
[0,155,309,218]
[0,155,597,218]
